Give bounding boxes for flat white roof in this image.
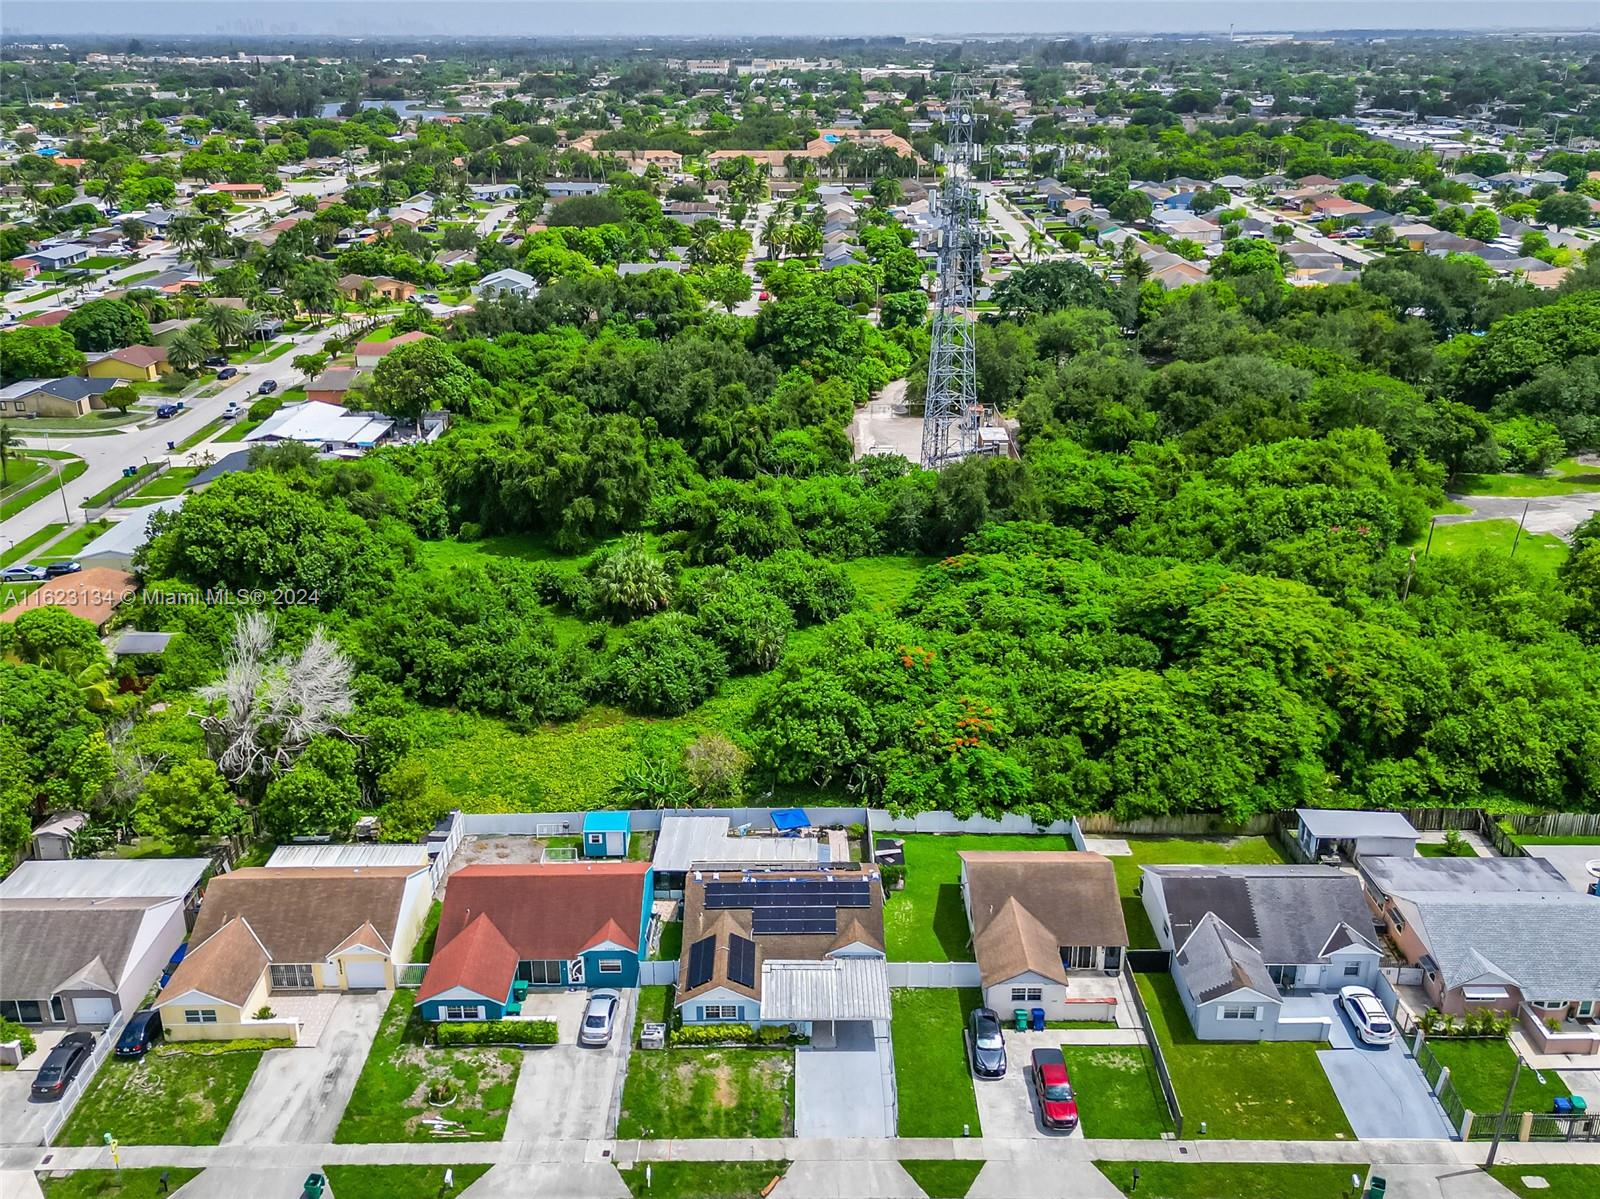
[265,843,430,870]
[247,402,394,447]
[0,857,209,901]
[1296,809,1420,840]
[653,814,824,874]
[759,956,891,1022]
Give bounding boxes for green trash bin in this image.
[1367,1176,1386,1199]
[1013,1009,1028,1032]
[512,980,529,1002]
[302,1174,326,1199]
[1570,1095,1588,1115]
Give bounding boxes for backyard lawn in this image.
[57,1042,273,1145]
[891,987,982,1137]
[334,989,520,1142]
[885,833,1077,961]
[616,1048,794,1138]
[39,1169,202,1198]
[1111,837,1289,950]
[616,1161,789,1199]
[1427,1038,1568,1115]
[1424,519,1568,577]
[1094,1162,1370,1198]
[35,520,112,560]
[323,1165,491,1198]
[1135,973,1354,1140]
[1417,841,1478,858]
[899,1160,984,1199]
[1062,1044,1175,1139]
[653,920,683,962]
[1487,1165,1600,1199]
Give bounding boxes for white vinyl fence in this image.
[40,1011,127,1146]
[639,961,680,986]
[885,962,983,988]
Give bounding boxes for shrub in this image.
[253,1006,276,1020]
[667,1022,803,1047]
[247,396,284,422]
[0,1019,36,1057]
[434,1018,557,1046]
[879,863,906,890]
[600,613,727,716]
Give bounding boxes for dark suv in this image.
[30,1031,95,1100]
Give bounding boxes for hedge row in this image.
[666,1022,802,1048]
[435,1018,558,1046]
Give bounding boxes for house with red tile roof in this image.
[417,862,654,1021]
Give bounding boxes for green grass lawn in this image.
[175,419,226,452]
[1425,520,1568,577]
[891,987,982,1137]
[1416,841,1478,858]
[83,462,162,509]
[1063,1044,1176,1139]
[0,459,84,519]
[0,458,48,498]
[1487,1165,1600,1199]
[322,1165,491,1198]
[334,989,520,1142]
[34,520,111,560]
[1,581,42,607]
[1511,834,1600,846]
[886,833,1077,961]
[1449,467,1600,497]
[841,554,933,612]
[1136,973,1354,1140]
[899,1161,985,1199]
[653,920,683,962]
[616,1048,793,1138]
[214,417,263,443]
[616,1161,789,1199]
[1094,1162,1370,1198]
[1,521,67,565]
[1112,838,1289,950]
[132,466,199,498]
[57,1044,268,1145]
[413,900,443,960]
[119,269,161,285]
[252,339,298,362]
[1427,1038,1569,1115]
[633,984,674,1043]
[39,1169,202,1198]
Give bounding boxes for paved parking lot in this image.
[504,989,634,1140]
[794,1021,896,1138]
[1313,996,1456,1140]
[221,991,386,1145]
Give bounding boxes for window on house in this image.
[597,959,623,975]
[519,960,563,986]
[270,964,316,989]
[702,1004,740,1021]
[50,996,66,1021]
[1389,910,1405,933]
[1343,963,1362,977]
[1220,1005,1259,1021]
[184,1009,218,1024]
[587,833,604,844]
[441,1003,483,1021]
[1532,998,1568,1011]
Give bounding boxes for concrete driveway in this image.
[504,989,634,1140]
[968,1040,1083,1141]
[1314,996,1456,1140]
[220,991,387,1145]
[771,1160,924,1198]
[460,1163,629,1198]
[794,1021,896,1138]
[0,1070,55,1147]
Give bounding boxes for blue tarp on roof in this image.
[772,808,810,834]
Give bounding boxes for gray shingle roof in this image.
[1150,865,1378,964]
[0,897,170,997]
[1361,855,1569,899]
[1392,892,1600,997]
[1175,912,1279,1004]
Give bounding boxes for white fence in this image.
[639,960,679,986]
[885,962,983,988]
[869,811,1081,838]
[395,963,427,988]
[41,1011,127,1146]
[426,809,465,891]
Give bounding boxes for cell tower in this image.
[920,76,982,471]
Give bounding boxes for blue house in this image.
[583,811,631,858]
[417,862,654,1021]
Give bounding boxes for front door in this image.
[1104,947,1122,973]
[1269,964,1298,990]
[568,957,584,986]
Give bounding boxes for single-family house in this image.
[417,862,654,1020]
[1295,809,1420,862]
[156,864,433,1039]
[75,500,184,570]
[960,852,1128,1021]
[337,274,416,302]
[0,376,127,418]
[475,267,539,298]
[206,181,275,200]
[1,567,137,631]
[355,330,432,370]
[244,402,396,451]
[0,858,209,1027]
[303,368,366,405]
[582,811,631,858]
[675,865,888,1044]
[27,243,91,270]
[86,345,171,383]
[1142,865,1384,1041]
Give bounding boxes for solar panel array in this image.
[727,934,757,987]
[687,934,717,989]
[704,877,872,910]
[752,911,837,935]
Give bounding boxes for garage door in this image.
[73,997,115,1024]
[343,960,388,990]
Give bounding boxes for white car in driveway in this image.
[578,989,620,1047]
[1339,985,1397,1045]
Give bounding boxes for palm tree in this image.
[167,214,205,261]
[166,326,216,374]
[0,422,17,487]
[201,303,248,350]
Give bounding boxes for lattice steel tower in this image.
[920,77,982,470]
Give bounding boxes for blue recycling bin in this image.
[1031,1008,1045,1032]
[1554,1096,1573,1115]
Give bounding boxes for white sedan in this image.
[1339,985,1397,1045]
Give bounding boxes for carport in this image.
[762,958,897,1137]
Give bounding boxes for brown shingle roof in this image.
[972,896,1069,987]
[1,567,135,629]
[160,916,271,1008]
[106,345,169,368]
[186,866,419,964]
[960,852,1127,975]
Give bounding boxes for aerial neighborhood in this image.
[2,15,1600,1199]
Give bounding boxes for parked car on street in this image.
[578,989,620,1047]
[1339,986,1397,1045]
[217,366,239,380]
[222,401,242,419]
[1,565,48,583]
[967,1006,1007,1078]
[44,561,82,578]
[155,403,180,419]
[30,1031,95,1099]
[1030,1047,1079,1131]
[204,356,228,368]
[257,379,278,395]
[116,1009,164,1058]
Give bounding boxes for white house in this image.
[1295,809,1420,862]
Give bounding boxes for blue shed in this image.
[583,811,631,858]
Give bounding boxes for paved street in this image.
[1437,491,1600,540]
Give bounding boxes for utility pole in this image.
[1484,1049,1523,1167]
[1509,500,1531,559]
[920,75,981,471]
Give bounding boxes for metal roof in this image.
[265,843,430,870]
[653,815,822,874]
[247,402,394,447]
[78,499,185,562]
[114,631,174,656]
[758,956,891,1023]
[0,857,209,901]
[1295,809,1419,840]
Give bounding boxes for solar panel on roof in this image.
[687,934,717,989]
[752,912,837,936]
[727,934,756,987]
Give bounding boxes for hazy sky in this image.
[5,2,1598,39]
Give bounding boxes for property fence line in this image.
[460,806,871,839]
[639,960,679,986]
[394,963,427,988]
[1078,813,1273,837]
[1122,960,1183,1139]
[40,1011,127,1146]
[885,961,983,989]
[871,811,1081,837]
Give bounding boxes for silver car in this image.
[578,989,621,1047]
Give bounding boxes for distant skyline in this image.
[5,2,1599,40]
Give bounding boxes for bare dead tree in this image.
[195,611,358,783]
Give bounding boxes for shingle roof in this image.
[160,916,271,1007]
[1361,855,1569,899]
[1176,912,1280,1004]
[433,862,649,963]
[1149,865,1377,964]
[0,897,173,998]
[418,912,519,1004]
[186,865,420,964]
[972,896,1068,987]
[1390,892,1600,997]
[961,852,1128,949]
